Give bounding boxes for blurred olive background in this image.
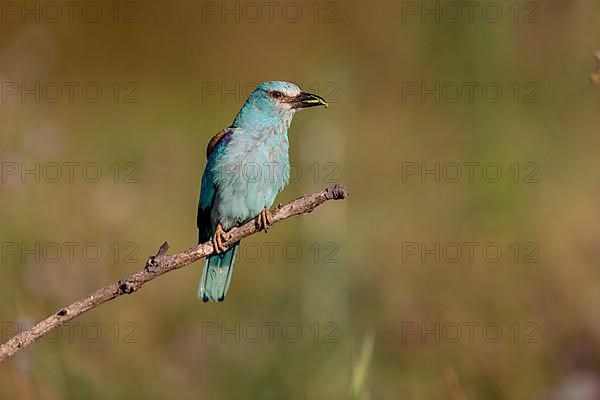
[1,0,600,398]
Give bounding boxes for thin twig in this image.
[0,184,349,363]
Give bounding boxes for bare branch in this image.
[0,184,349,363]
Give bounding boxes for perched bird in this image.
[197,81,328,302]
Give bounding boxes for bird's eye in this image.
[271,91,283,99]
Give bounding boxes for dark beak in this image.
[290,92,328,109]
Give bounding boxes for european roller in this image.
[197,81,328,302]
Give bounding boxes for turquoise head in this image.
[232,81,328,130]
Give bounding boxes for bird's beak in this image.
[290,92,328,109]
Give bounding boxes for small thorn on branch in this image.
[157,241,170,256]
[145,241,170,272]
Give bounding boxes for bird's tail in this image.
[198,242,239,302]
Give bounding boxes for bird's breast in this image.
[213,130,290,227]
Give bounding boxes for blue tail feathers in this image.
[198,243,239,302]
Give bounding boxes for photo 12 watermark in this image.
[0,82,140,104]
[401,321,540,343]
[401,241,540,264]
[199,321,340,343]
[0,1,140,24]
[1,241,140,265]
[200,2,340,23]
[218,161,340,185]
[200,81,340,103]
[401,2,540,24]
[400,162,540,184]
[401,82,540,103]
[1,161,140,184]
[238,241,339,264]
[1,321,140,343]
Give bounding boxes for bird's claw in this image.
[212,223,229,254]
[257,208,273,233]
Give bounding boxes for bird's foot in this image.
[256,208,273,233]
[212,223,228,254]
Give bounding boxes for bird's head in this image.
[232,81,328,129]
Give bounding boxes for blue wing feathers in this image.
[197,129,232,243]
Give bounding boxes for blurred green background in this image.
[1,0,600,398]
